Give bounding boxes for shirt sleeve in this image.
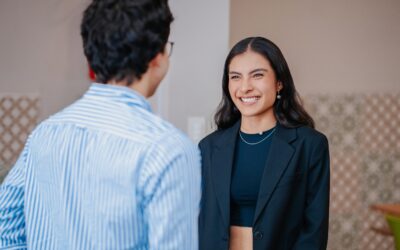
[0,148,28,249]
[138,133,201,250]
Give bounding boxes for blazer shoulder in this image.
[294,126,330,169]
[296,126,328,146]
[198,129,224,150]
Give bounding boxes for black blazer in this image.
[198,122,330,250]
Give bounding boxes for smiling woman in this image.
[215,37,314,131]
[228,50,282,133]
[198,37,330,250]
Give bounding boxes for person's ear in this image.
[277,81,283,91]
[148,52,164,68]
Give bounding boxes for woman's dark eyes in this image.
[229,73,263,80]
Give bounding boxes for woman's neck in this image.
[240,115,277,134]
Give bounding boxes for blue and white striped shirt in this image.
[0,83,201,250]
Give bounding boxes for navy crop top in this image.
[230,127,275,227]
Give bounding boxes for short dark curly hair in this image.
[81,0,174,84]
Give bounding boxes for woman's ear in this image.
[277,81,283,91]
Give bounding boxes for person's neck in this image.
[240,115,277,134]
[107,74,152,98]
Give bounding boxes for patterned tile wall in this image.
[0,94,39,183]
[304,93,400,250]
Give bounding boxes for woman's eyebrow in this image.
[228,68,268,75]
[249,68,268,74]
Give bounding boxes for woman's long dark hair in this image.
[214,37,314,129]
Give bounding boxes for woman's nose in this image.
[240,78,253,92]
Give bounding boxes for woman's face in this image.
[228,50,282,121]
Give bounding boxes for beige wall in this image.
[165,0,230,134]
[230,0,400,95]
[0,0,90,119]
[0,0,230,138]
[2,0,398,134]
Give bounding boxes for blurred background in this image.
[0,0,399,249]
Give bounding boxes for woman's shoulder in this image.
[294,125,329,147]
[201,122,241,148]
[295,125,325,137]
[199,129,225,149]
[199,121,240,148]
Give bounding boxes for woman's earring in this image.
[277,90,281,100]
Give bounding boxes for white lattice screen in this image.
[0,94,39,182]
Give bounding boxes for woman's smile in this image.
[240,96,261,104]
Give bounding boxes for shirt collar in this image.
[85,83,152,112]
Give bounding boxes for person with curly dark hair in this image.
[199,37,330,250]
[0,0,201,249]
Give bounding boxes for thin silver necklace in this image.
[239,128,276,146]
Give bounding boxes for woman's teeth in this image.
[240,97,260,103]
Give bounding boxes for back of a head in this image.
[81,0,174,85]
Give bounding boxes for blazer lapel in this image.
[211,121,240,228]
[253,124,297,225]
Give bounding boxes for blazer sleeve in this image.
[197,140,208,230]
[293,134,330,250]
[198,141,207,210]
